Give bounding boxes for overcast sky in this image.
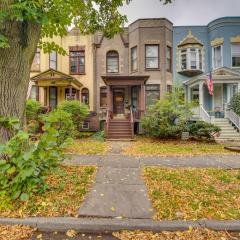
[120,0,240,26]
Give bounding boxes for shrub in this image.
[58,100,89,128]
[42,109,75,146]
[188,121,221,140]
[229,92,240,116]
[141,89,193,138]
[26,99,42,122]
[0,115,72,202]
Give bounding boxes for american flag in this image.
[206,71,213,95]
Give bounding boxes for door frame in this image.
[49,86,58,109]
[113,87,125,114]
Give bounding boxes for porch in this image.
[101,75,149,139]
[30,69,83,109]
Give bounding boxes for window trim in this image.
[31,48,41,72]
[231,43,240,68]
[106,50,119,74]
[49,51,57,70]
[145,44,160,70]
[69,50,86,75]
[131,46,138,72]
[212,45,223,70]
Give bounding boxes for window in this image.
[131,86,138,109]
[166,46,172,72]
[232,43,240,67]
[82,121,90,130]
[65,88,77,100]
[31,48,40,71]
[145,84,160,107]
[49,86,57,109]
[145,45,159,69]
[180,48,202,71]
[100,87,107,107]
[212,45,222,69]
[49,51,57,70]
[70,50,85,74]
[106,51,119,73]
[167,85,172,93]
[30,85,39,101]
[131,46,138,71]
[81,88,89,105]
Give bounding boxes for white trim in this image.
[212,45,223,69]
[231,43,240,68]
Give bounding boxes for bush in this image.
[188,121,221,140]
[42,109,75,146]
[0,114,73,202]
[26,99,42,123]
[141,89,193,138]
[58,100,89,128]
[230,92,240,116]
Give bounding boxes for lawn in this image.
[0,225,35,240]
[0,166,96,218]
[124,138,238,157]
[143,167,240,220]
[114,229,239,240]
[66,139,110,155]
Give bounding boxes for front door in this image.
[213,84,223,110]
[49,86,58,109]
[113,88,125,114]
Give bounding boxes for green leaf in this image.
[7,166,16,174]
[20,193,29,202]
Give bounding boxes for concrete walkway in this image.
[64,142,240,220]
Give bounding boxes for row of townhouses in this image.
[29,17,240,139]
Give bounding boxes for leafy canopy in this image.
[0,0,172,51]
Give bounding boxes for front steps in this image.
[213,118,240,141]
[106,118,134,140]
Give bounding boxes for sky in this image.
[120,0,240,26]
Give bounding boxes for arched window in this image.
[81,88,89,105]
[106,51,119,73]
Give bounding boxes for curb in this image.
[0,217,240,233]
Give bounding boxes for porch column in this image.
[140,84,145,112]
[107,85,112,111]
[199,81,204,106]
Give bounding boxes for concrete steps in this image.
[213,118,240,141]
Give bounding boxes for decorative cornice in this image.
[177,30,203,48]
[231,35,240,43]
[210,38,224,47]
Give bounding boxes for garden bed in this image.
[66,139,110,155]
[0,166,96,218]
[114,229,239,240]
[124,138,239,157]
[143,167,240,220]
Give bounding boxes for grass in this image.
[66,138,110,155]
[0,166,96,218]
[0,225,35,240]
[143,167,240,220]
[113,230,240,240]
[124,137,238,157]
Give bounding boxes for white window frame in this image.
[180,47,202,71]
[231,43,240,68]
[82,122,90,130]
[212,45,223,69]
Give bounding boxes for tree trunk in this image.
[0,20,41,143]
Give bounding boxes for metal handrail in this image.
[199,104,211,123]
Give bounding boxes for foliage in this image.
[91,131,105,141]
[229,92,240,116]
[141,89,193,138]
[0,116,20,137]
[58,100,89,129]
[42,109,75,146]
[124,138,236,157]
[26,99,42,123]
[0,166,96,217]
[66,139,110,155]
[144,167,240,220]
[188,121,221,140]
[114,229,238,240]
[0,225,35,240]
[0,113,73,202]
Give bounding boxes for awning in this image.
[101,75,149,86]
[31,69,83,90]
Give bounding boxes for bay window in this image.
[180,48,202,71]
[131,46,138,71]
[212,45,223,69]
[166,46,172,72]
[107,51,119,73]
[145,45,159,69]
[232,43,240,67]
